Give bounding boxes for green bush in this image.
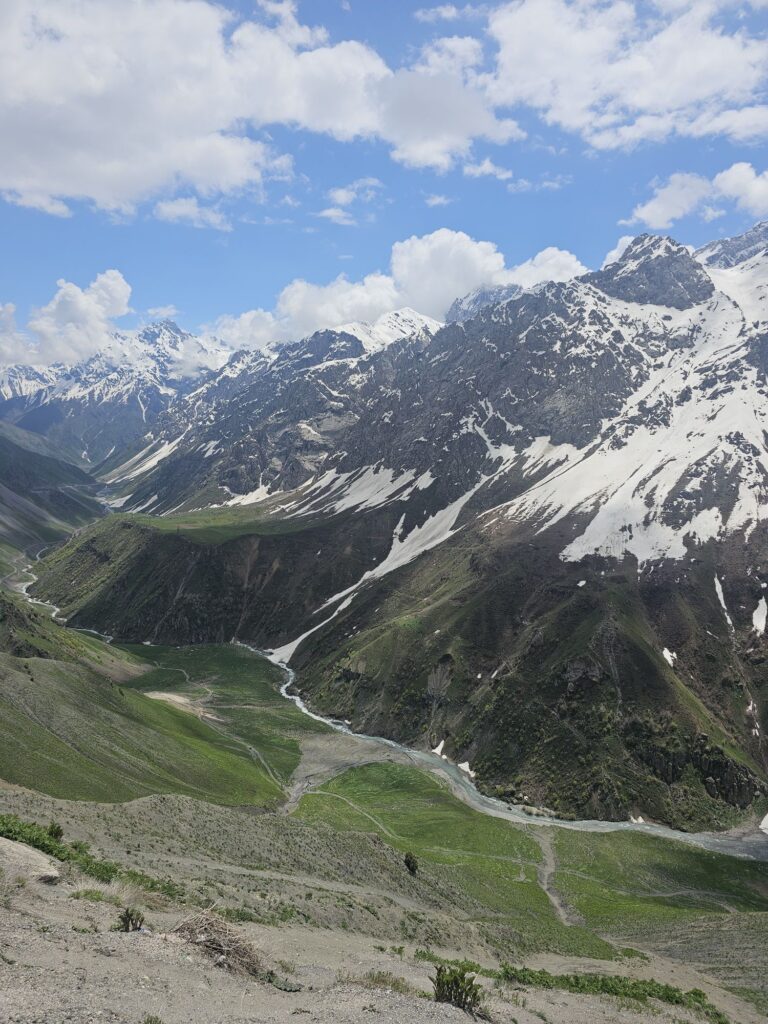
[115,906,145,932]
[404,851,418,875]
[46,821,64,841]
[432,964,482,1013]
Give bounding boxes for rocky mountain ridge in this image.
[25,220,768,827]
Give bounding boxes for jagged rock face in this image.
[584,235,715,309]
[108,310,441,513]
[697,220,768,269]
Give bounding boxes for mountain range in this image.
[4,221,768,829]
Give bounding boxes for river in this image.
[7,557,768,862]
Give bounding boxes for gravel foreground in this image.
[2,837,761,1024]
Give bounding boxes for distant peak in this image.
[337,307,442,352]
[584,232,713,310]
[696,220,768,269]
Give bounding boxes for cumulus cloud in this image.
[0,0,517,218]
[18,270,133,363]
[627,163,768,229]
[602,235,634,268]
[208,228,587,348]
[0,303,30,364]
[425,194,453,206]
[484,0,768,149]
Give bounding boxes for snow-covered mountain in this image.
[0,321,233,465]
[104,308,442,512]
[27,222,768,826]
[446,282,524,322]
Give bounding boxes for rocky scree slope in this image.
[33,225,768,828]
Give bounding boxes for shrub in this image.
[46,821,64,841]
[116,907,145,932]
[432,964,482,1013]
[404,851,418,875]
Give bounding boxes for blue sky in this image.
[1,0,767,362]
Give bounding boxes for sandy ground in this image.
[144,690,224,722]
[1,841,744,1024]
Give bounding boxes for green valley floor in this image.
[1,619,768,1022]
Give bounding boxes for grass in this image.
[0,631,286,805]
[415,949,730,1024]
[117,642,331,784]
[128,505,317,544]
[553,829,768,933]
[294,762,613,958]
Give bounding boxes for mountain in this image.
[0,321,232,468]
[102,308,441,513]
[30,223,768,829]
[446,282,524,322]
[0,427,102,550]
[696,220,768,269]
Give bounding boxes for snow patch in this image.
[752,597,767,635]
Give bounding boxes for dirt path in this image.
[534,830,575,926]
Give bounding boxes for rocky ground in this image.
[1,779,765,1024]
[0,839,739,1024]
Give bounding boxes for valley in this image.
[3,221,768,1023]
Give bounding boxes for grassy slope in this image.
[115,643,330,784]
[2,591,767,980]
[31,502,768,830]
[294,761,768,959]
[0,596,282,805]
[0,430,102,548]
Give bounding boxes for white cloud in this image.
[316,206,357,226]
[425,194,453,206]
[463,157,513,180]
[0,303,30,364]
[627,163,768,229]
[414,4,484,22]
[208,227,587,347]
[154,197,231,231]
[625,172,712,230]
[148,304,179,319]
[485,0,768,149]
[0,0,516,218]
[416,36,484,77]
[601,235,633,268]
[327,177,383,207]
[25,270,132,363]
[504,246,588,287]
[714,163,768,218]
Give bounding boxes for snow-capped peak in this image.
[696,221,768,269]
[337,307,442,352]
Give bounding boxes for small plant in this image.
[46,821,64,841]
[115,906,144,932]
[432,964,482,1013]
[142,1016,164,1024]
[404,851,418,875]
